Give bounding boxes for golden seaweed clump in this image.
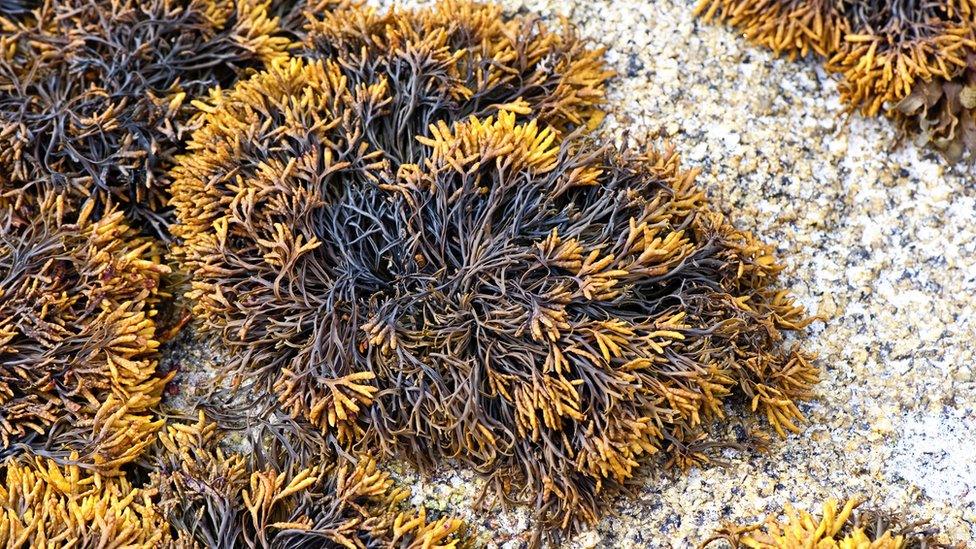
[702,496,964,548]
[150,413,468,548]
[0,0,291,234]
[694,0,846,59]
[826,0,976,117]
[0,455,171,547]
[696,0,976,161]
[171,44,815,539]
[300,0,613,138]
[0,194,170,470]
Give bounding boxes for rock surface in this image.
[164,0,976,546]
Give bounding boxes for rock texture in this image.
[164,0,976,546]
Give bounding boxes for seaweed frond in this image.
[694,0,846,59]
[894,52,976,161]
[0,194,170,470]
[0,454,171,547]
[702,496,965,548]
[0,0,35,17]
[695,0,976,161]
[150,412,468,548]
[826,0,976,117]
[0,0,293,234]
[301,0,613,137]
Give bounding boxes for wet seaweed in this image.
[149,412,468,548]
[695,0,976,162]
[170,32,815,540]
[0,454,171,547]
[0,194,170,471]
[0,0,292,235]
[702,496,964,548]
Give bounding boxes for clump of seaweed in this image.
[172,0,613,448]
[171,56,814,547]
[0,0,292,234]
[825,0,976,117]
[694,0,846,59]
[0,194,170,470]
[300,0,613,139]
[895,52,976,161]
[694,0,976,162]
[0,454,171,547]
[702,496,964,548]
[149,412,468,548]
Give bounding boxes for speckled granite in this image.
[161,0,976,546]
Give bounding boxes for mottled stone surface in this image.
[162,0,976,546]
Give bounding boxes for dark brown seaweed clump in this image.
[170,7,816,535]
[895,52,976,161]
[695,0,976,162]
[702,496,964,548]
[0,0,35,17]
[149,413,468,548]
[0,194,170,471]
[300,0,613,137]
[0,0,292,234]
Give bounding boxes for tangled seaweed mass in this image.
[170,0,817,539]
[696,0,976,161]
[150,413,468,548]
[0,195,170,471]
[0,454,170,547]
[703,496,962,548]
[0,413,467,548]
[0,0,291,234]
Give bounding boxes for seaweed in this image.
[170,40,815,541]
[0,454,171,547]
[149,412,468,548]
[0,194,170,471]
[695,0,976,162]
[702,496,964,548]
[299,0,613,139]
[0,0,292,235]
[694,0,845,59]
[826,0,976,117]
[895,51,976,161]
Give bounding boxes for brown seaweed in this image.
[149,412,468,548]
[695,0,976,162]
[702,496,964,548]
[0,193,170,471]
[170,38,815,540]
[0,0,292,235]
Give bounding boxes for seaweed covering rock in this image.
[149,413,468,548]
[300,0,612,137]
[170,1,815,542]
[0,0,292,234]
[703,496,964,548]
[0,454,171,547]
[695,0,976,162]
[0,195,170,470]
